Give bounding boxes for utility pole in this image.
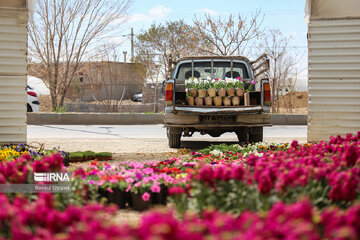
[131,28,134,63]
[123,51,127,63]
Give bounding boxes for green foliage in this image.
[95,152,112,158]
[69,151,83,159]
[52,105,69,113]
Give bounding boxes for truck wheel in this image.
[249,127,263,143]
[167,127,182,148]
[236,131,248,143]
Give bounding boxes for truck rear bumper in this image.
[164,112,271,128]
[173,105,264,114]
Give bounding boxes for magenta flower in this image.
[142,192,150,201]
[151,184,161,193]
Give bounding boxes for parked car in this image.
[131,91,142,102]
[27,85,40,112]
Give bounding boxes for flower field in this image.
[0,132,359,239]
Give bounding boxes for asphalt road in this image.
[28,124,307,139]
[27,125,307,153]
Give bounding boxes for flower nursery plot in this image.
[0,132,359,239]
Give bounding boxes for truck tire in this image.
[236,130,248,143]
[249,127,263,143]
[167,127,182,148]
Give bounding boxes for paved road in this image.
[28,124,306,139]
[27,125,307,153]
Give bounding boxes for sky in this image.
[116,0,308,89]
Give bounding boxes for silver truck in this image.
[164,55,271,148]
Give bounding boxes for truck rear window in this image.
[176,61,249,79]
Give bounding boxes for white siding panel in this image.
[0,7,27,144]
[308,18,360,142]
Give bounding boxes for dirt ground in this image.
[275,91,308,114]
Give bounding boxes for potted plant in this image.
[69,151,84,162]
[104,181,128,209]
[83,151,96,161]
[223,96,231,106]
[195,96,204,106]
[216,79,226,97]
[186,92,194,106]
[235,77,245,97]
[204,96,212,106]
[244,79,256,92]
[214,96,222,106]
[207,78,216,98]
[232,96,240,106]
[185,77,198,97]
[197,79,207,98]
[225,78,236,97]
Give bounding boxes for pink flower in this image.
[250,80,256,85]
[106,187,113,193]
[142,192,150,201]
[151,184,161,193]
[168,186,186,195]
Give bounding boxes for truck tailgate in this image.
[174,106,263,114]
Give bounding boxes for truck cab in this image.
[164,55,271,148]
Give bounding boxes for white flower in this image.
[210,149,223,157]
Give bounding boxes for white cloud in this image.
[128,5,171,23]
[149,5,172,18]
[196,8,219,16]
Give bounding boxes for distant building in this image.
[29,61,146,102]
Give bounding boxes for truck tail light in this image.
[263,82,271,106]
[27,91,37,97]
[165,82,173,106]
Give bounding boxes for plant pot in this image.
[198,89,207,98]
[96,156,112,161]
[69,157,83,162]
[195,97,204,106]
[204,97,213,106]
[223,97,231,106]
[160,185,168,205]
[108,188,127,209]
[131,192,152,211]
[214,96,222,106]
[63,155,69,166]
[232,96,240,106]
[189,88,197,97]
[218,88,226,97]
[207,88,216,98]
[98,188,109,201]
[227,88,235,97]
[236,88,245,97]
[186,96,195,106]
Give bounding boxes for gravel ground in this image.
[27,136,306,156]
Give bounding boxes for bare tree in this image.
[259,29,304,113]
[28,0,132,109]
[193,10,264,56]
[135,20,211,80]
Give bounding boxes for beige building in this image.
[0,0,28,144]
[306,0,360,142]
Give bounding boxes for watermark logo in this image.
[34,172,71,182]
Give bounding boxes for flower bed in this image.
[170,133,360,214]
[185,77,256,106]
[1,193,360,240]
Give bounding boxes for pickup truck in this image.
[164,55,271,148]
